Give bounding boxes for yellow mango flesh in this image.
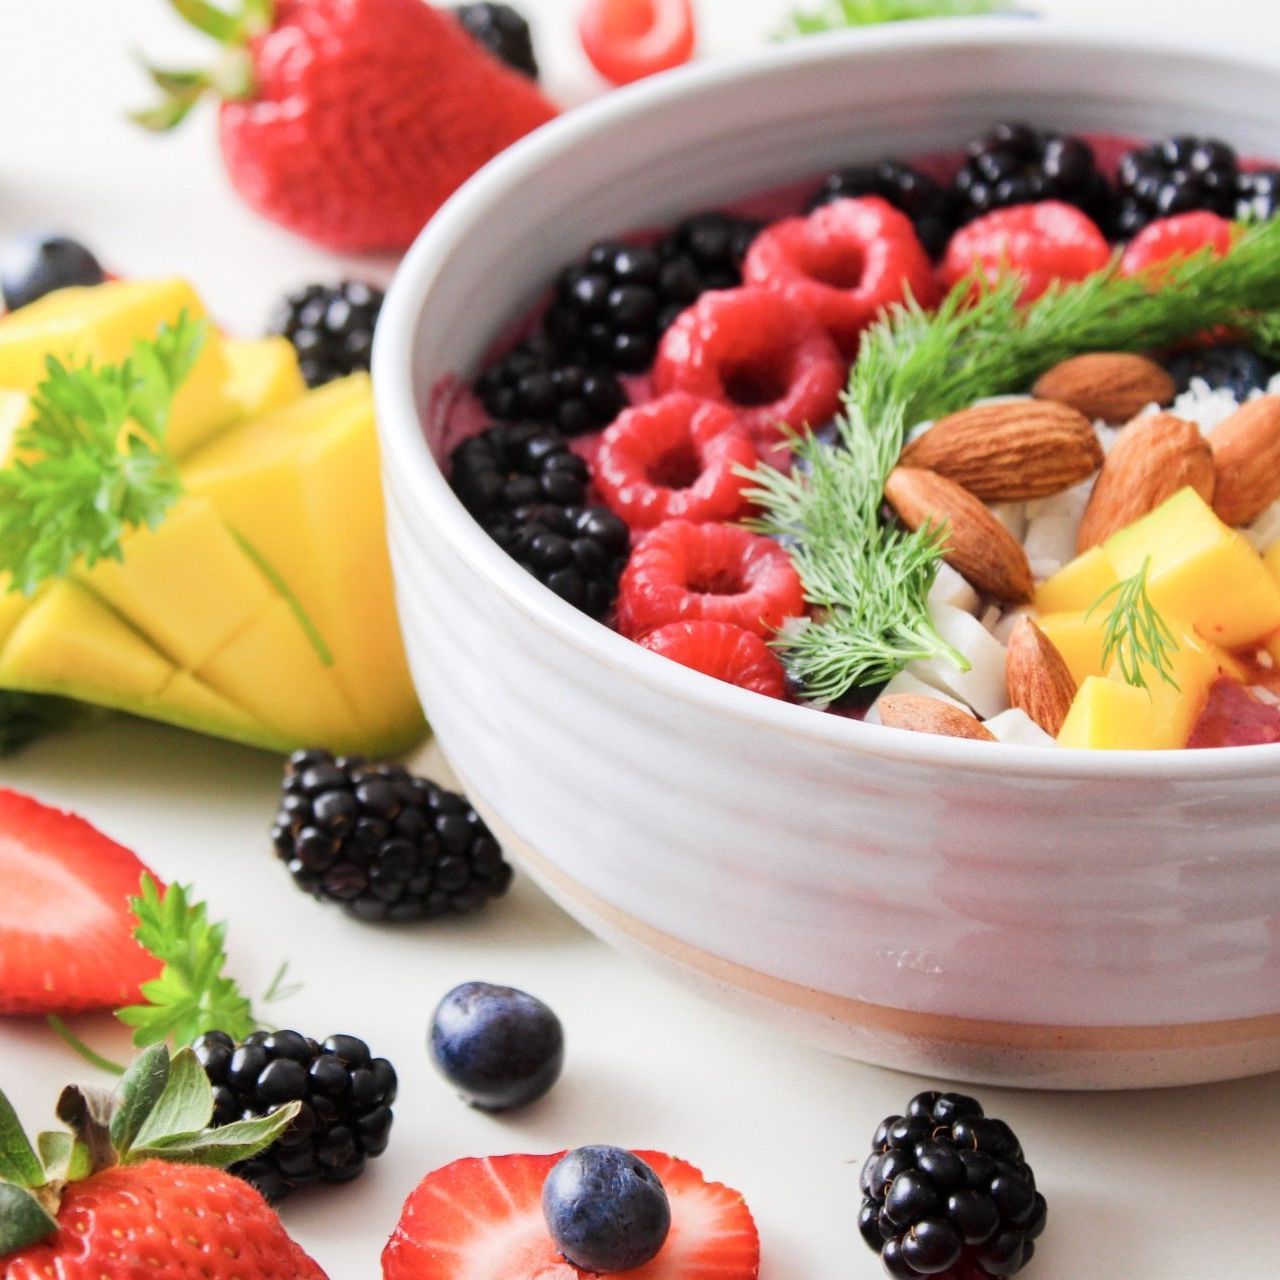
[1105,488,1280,650]
[1035,545,1118,616]
[1058,677,1161,750]
[1036,611,1110,686]
[222,337,307,421]
[0,279,236,458]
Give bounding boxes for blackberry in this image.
[487,501,629,619]
[270,749,513,922]
[450,421,591,521]
[193,1028,396,1203]
[809,160,958,257]
[1235,167,1280,222]
[475,334,628,435]
[543,214,757,373]
[859,1090,1046,1278]
[452,2,538,79]
[1115,135,1239,238]
[268,280,384,388]
[953,121,1114,232]
[1164,342,1278,400]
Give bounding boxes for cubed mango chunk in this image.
[1035,545,1118,615]
[1058,677,1161,749]
[1036,611,1110,686]
[222,337,306,421]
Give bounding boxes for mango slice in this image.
[222,337,307,421]
[1035,545,1117,615]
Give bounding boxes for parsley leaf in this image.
[0,313,205,596]
[781,0,1017,38]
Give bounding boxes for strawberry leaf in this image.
[0,1088,43,1188]
[36,1131,90,1184]
[109,1043,170,1157]
[132,1049,214,1149]
[0,1184,58,1255]
[132,1103,299,1168]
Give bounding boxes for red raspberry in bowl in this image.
[616,519,805,639]
[639,620,788,698]
[1119,210,1234,279]
[594,393,759,530]
[939,200,1110,303]
[653,287,845,448]
[743,196,939,356]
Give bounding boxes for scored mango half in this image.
[0,279,425,756]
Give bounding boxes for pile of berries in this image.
[448,120,1280,706]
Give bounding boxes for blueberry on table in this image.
[542,1145,671,1273]
[0,231,104,310]
[429,980,564,1110]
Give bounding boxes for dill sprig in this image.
[1087,557,1180,692]
[747,218,1280,703]
[780,0,1016,39]
[0,314,205,595]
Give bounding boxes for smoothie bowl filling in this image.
[430,122,1280,752]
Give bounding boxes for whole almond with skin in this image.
[1076,412,1215,552]
[1005,616,1077,737]
[877,694,996,741]
[1032,352,1176,423]
[900,400,1103,501]
[885,466,1034,603]
[1209,395,1280,526]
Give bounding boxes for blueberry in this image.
[429,980,564,1111]
[542,1146,670,1273]
[1164,342,1277,400]
[0,232,104,310]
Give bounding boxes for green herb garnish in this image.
[749,218,1280,703]
[1087,557,1180,692]
[0,314,205,596]
[780,0,1016,38]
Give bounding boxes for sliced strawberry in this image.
[380,1150,759,1280]
[616,520,806,640]
[939,201,1110,304]
[595,394,759,530]
[1120,211,1235,280]
[578,0,696,87]
[743,196,940,356]
[639,621,788,698]
[0,788,160,1015]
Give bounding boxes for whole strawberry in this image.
[0,1045,325,1279]
[135,0,558,251]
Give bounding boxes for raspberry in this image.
[616,520,805,639]
[653,287,845,447]
[578,0,695,86]
[639,620,787,698]
[1119,211,1234,279]
[743,197,938,357]
[939,201,1110,304]
[594,393,759,530]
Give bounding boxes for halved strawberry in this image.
[0,788,160,1015]
[381,1149,759,1280]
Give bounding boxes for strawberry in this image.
[135,0,559,252]
[578,0,696,87]
[1120,211,1235,280]
[381,1149,759,1279]
[0,789,159,1016]
[639,621,788,698]
[0,1044,321,1278]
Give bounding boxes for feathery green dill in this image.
[1087,557,1180,692]
[747,218,1280,703]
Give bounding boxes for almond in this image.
[1032,352,1176,423]
[877,694,996,741]
[900,400,1102,501]
[884,466,1034,603]
[1209,395,1280,527]
[1075,412,1215,552]
[1005,616,1077,737]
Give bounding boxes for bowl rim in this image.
[374,16,1280,782]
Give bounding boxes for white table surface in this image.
[3,2,1280,1277]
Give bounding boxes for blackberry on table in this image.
[1164,342,1278,400]
[1115,135,1239,238]
[952,121,1114,232]
[452,2,539,79]
[450,421,591,521]
[270,749,513,922]
[859,1090,1046,1278]
[194,1028,396,1203]
[487,501,629,619]
[809,159,957,258]
[268,280,384,388]
[475,334,628,434]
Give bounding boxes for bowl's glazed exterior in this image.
[375,21,1280,1088]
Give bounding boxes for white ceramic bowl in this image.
[374,21,1280,1090]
